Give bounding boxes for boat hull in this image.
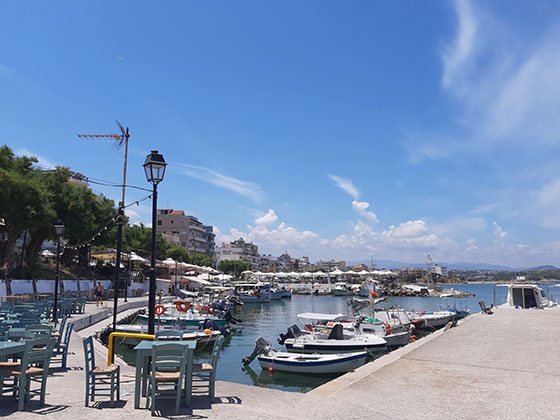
[258,351,367,374]
[284,336,386,353]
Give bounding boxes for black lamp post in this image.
[53,219,64,326]
[143,150,167,335]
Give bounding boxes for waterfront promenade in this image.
[1,304,558,419]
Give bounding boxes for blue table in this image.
[0,341,26,362]
[133,340,196,409]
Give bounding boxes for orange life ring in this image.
[155,304,165,316]
[175,302,190,312]
[386,323,391,335]
[195,304,202,311]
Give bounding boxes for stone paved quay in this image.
[1,303,559,419]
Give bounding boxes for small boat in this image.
[279,324,387,353]
[332,282,354,296]
[234,282,272,303]
[416,311,455,329]
[243,337,367,374]
[115,324,221,349]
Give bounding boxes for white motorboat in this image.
[115,324,221,348]
[279,324,387,353]
[416,311,455,329]
[243,337,367,374]
[333,282,354,296]
[494,283,560,309]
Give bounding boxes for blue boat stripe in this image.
[285,343,386,352]
[259,352,366,367]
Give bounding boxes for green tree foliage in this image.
[218,260,253,277]
[121,224,170,260]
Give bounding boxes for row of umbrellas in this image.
[242,269,394,277]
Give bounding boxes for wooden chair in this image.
[82,336,120,407]
[191,335,224,401]
[52,322,73,369]
[146,342,187,415]
[1,336,55,410]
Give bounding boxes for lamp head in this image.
[143,150,167,184]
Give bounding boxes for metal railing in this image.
[107,332,155,365]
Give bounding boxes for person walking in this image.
[95,281,104,307]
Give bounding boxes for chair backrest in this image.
[151,343,187,377]
[62,322,73,346]
[57,315,68,343]
[6,330,36,341]
[82,336,96,375]
[26,324,53,335]
[20,336,56,372]
[210,335,224,368]
[155,330,183,341]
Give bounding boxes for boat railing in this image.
[493,284,510,307]
[547,284,560,302]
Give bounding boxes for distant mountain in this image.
[347,259,529,271]
[525,265,560,271]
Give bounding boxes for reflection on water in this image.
[111,282,558,393]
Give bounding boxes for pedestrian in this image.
[95,281,104,307]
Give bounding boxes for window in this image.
[157,220,162,225]
[171,220,174,224]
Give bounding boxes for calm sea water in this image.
[113,282,559,393]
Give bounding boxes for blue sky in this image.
[2,1,560,267]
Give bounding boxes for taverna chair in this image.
[191,334,224,402]
[146,342,187,415]
[82,336,120,407]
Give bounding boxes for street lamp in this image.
[143,150,167,335]
[53,219,64,326]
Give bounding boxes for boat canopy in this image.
[297,312,348,322]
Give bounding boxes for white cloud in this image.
[441,0,479,95]
[14,148,57,170]
[172,163,262,203]
[328,174,359,199]
[351,200,379,223]
[493,221,507,239]
[254,209,278,226]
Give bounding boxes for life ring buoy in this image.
[175,302,190,312]
[207,306,214,315]
[155,305,165,316]
[201,305,209,314]
[195,304,202,312]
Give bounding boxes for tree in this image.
[218,260,253,278]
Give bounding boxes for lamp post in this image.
[143,150,167,335]
[53,219,64,326]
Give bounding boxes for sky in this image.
[2,1,560,267]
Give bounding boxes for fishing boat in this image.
[279,324,387,353]
[494,283,560,309]
[416,310,455,329]
[234,282,272,303]
[243,337,367,374]
[115,324,222,349]
[332,282,354,296]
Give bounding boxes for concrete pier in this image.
[1,306,559,419]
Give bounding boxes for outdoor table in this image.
[133,340,196,409]
[0,341,26,362]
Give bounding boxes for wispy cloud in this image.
[172,163,263,203]
[328,174,359,199]
[14,148,57,170]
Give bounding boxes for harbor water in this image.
[112,282,559,393]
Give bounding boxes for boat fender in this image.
[155,305,165,316]
[386,324,391,335]
[203,329,212,335]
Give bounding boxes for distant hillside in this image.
[525,265,560,271]
[348,259,524,271]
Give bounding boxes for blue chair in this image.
[0,336,56,410]
[191,335,224,402]
[83,336,120,407]
[53,322,73,369]
[146,343,187,415]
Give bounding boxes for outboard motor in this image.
[278,324,302,345]
[242,336,271,365]
[328,323,344,340]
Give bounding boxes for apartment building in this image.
[156,209,215,257]
[215,238,260,266]
[316,259,347,272]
